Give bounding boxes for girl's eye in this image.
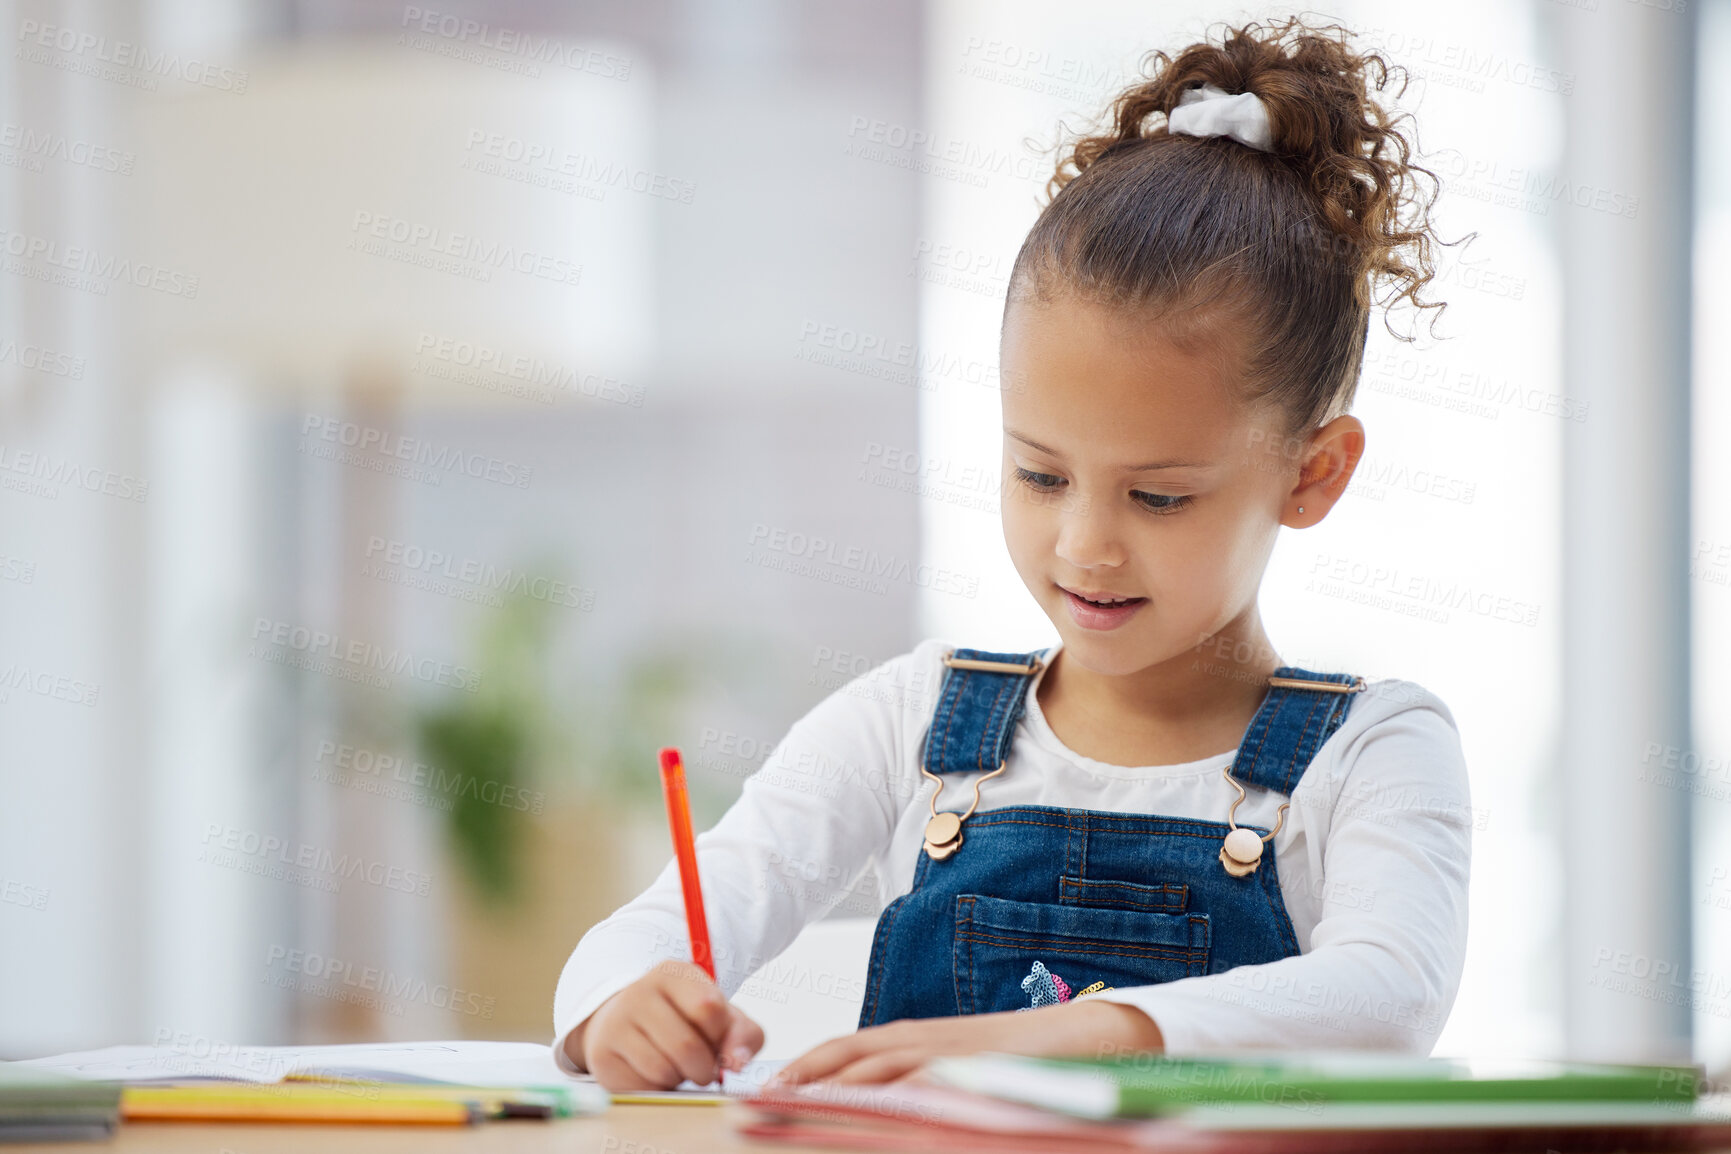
[1133,491,1191,515]
[1013,467,1064,491]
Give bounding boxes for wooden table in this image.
[9,1103,847,1154]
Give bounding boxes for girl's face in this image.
[999,294,1301,679]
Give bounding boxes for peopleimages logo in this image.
[202,824,433,897]
[462,130,695,204]
[745,522,979,599]
[0,336,85,378]
[0,443,147,502]
[0,227,200,297]
[314,739,545,815]
[0,122,134,174]
[398,6,632,81]
[300,415,534,489]
[363,536,596,611]
[413,332,643,408]
[347,212,582,287]
[249,616,482,692]
[15,19,249,93]
[0,662,99,707]
[264,945,495,1018]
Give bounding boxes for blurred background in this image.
[0,0,1725,1073]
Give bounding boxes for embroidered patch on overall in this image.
[1020,960,1073,1008]
[1020,962,1115,1010]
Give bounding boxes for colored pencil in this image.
[120,1083,477,1125]
[658,746,715,980]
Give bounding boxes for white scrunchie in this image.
[1167,82,1273,152]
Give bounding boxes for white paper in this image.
[23,1040,575,1088]
[24,1040,778,1104]
[715,1057,788,1096]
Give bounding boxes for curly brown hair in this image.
[1009,17,1451,433]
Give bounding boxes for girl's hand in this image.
[772,999,1164,1087]
[567,960,765,1091]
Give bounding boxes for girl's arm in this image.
[550,645,927,1072]
[1085,693,1472,1054]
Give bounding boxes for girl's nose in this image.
[1053,500,1127,569]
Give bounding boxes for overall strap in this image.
[1232,666,1364,795]
[922,647,1048,776]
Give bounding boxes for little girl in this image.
[554,17,1470,1090]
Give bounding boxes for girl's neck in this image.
[1035,609,1281,767]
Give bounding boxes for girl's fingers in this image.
[719,1007,766,1071]
[637,994,725,1086]
[584,1049,641,1092]
[609,1023,685,1090]
[775,1031,874,1086]
[659,968,734,1046]
[828,1048,930,1085]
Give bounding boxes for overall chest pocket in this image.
[951,893,1211,1016]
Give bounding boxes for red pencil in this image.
[657,747,715,980]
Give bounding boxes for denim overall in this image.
[858,647,1361,1026]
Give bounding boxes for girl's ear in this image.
[1282,415,1365,528]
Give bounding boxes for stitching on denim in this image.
[961,911,1206,947]
[937,653,1039,776]
[971,905,980,1014]
[1250,667,1345,791]
[957,930,1204,956]
[1059,877,1188,912]
[1259,851,1303,957]
[1064,809,1081,883]
[1273,693,1305,793]
[966,894,984,1016]
[1188,915,1212,974]
[1064,812,1234,830]
[955,931,1207,961]
[954,894,975,1016]
[1280,694,1327,793]
[983,655,1039,771]
[1290,688,1348,792]
[1271,695,1307,794]
[921,663,949,772]
[1274,670,1356,792]
[1320,689,1354,755]
[1002,655,1040,761]
[966,808,1239,833]
[1059,894,1187,913]
[1235,686,1280,791]
[989,671,1021,771]
[977,674,1016,773]
[925,659,968,775]
[953,649,1040,775]
[965,816,1242,842]
[861,893,910,1026]
[962,921,1199,948]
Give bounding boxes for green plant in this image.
[414,592,551,908]
[413,580,758,904]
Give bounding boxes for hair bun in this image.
[1053,17,1443,319]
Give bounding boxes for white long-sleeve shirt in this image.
[552,637,1472,1066]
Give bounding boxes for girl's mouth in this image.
[1060,586,1148,631]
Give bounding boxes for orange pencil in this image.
[658,746,715,980]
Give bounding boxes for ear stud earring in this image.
[1297,506,1305,514]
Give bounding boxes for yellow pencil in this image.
[610,1092,726,1106]
[280,1075,574,1118]
[121,1082,478,1125]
